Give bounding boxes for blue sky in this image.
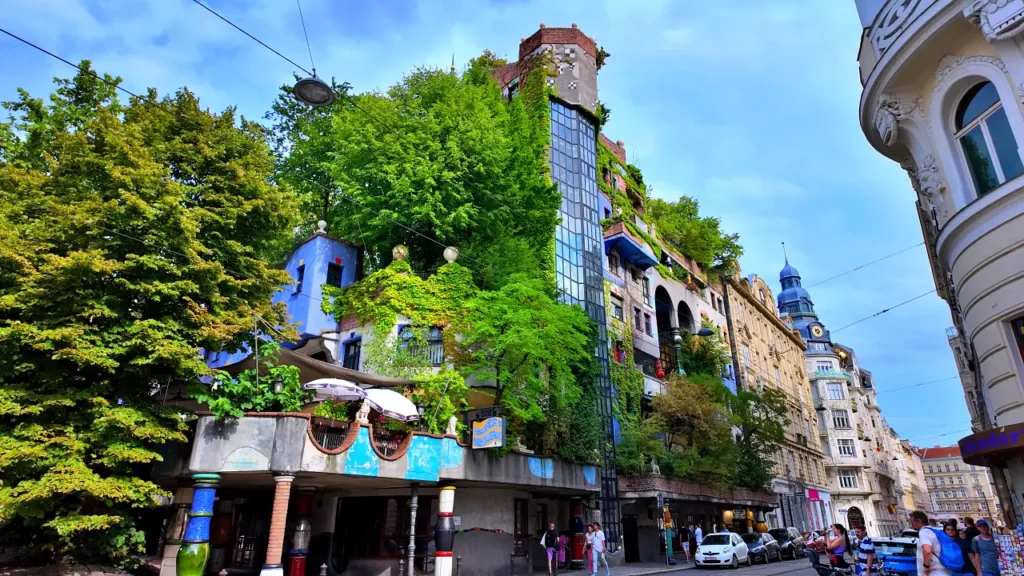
[0,0,970,446]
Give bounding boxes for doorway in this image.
[622,515,640,563]
[847,507,865,530]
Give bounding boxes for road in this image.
[612,556,820,576]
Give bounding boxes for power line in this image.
[805,242,924,289]
[875,375,960,394]
[188,0,312,77]
[830,289,937,333]
[294,0,317,75]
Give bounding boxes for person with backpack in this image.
[541,522,561,576]
[910,511,962,576]
[969,519,1000,576]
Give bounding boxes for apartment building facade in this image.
[723,272,829,531]
[921,446,1000,523]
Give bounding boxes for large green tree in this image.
[646,196,742,274]
[266,57,559,286]
[0,63,298,564]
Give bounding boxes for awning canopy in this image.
[959,423,1024,467]
[222,346,418,388]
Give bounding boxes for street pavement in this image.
[542,556,818,576]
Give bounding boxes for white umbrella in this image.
[365,388,420,422]
[303,378,367,402]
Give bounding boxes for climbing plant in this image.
[190,342,309,420]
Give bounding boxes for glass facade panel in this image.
[960,125,1000,195]
[549,100,619,544]
[986,107,1024,181]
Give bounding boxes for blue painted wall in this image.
[205,234,359,370]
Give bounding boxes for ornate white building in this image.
[854,0,1024,526]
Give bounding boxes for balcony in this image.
[604,221,658,270]
[813,369,852,382]
[644,374,665,397]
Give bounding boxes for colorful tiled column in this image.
[433,486,456,576]
[176,473,220,576]
[261,474,295,576]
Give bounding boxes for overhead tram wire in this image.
[875,375,960,394]
[831,286,937,332]
[0,25,499,278]
[804,242,924,289]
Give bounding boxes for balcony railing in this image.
[867,0,938,59]
[814,369,852,382]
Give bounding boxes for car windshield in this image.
[741,533,761,544]
[769,529,789,540]
[702,535,731,546]
[900,530,918,538]
[875,541,916,557]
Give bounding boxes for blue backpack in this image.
[925,527,964,571]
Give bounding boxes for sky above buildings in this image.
[0,0,970,446]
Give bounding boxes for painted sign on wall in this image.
[472,416,505,449]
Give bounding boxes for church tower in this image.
[776,258,831,352]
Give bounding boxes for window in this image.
[839,469,858,488]
[827,382,845,400]
[343,338,361,370]
[610,296,624,321]
[838,439,856,456]
[816,361,832,372]
[295,264,305,293]
[944,503,952,511]
[954,81,1024,196]
[960,489,967,497]
[954,463,960,471]
[954,502,961,511]
[928,465,933,473]
[977,487,985,497]
[642,277,650,303]
[981,502,988,510]
[940,477,946,485]
[958,476,964,484]
[326,262,344,288]
[634,308,643,331]
[607,252,620,274]
[945,464,951,472]
[742,344,751,368]
[644,313,652,336]
[774,367,782,388]
[759,289,767,305]
[810,342,827,351]
[833,409,851,429]
[973,474,980,483]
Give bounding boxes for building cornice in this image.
[727,276,807,350]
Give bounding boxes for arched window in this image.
[954,81,1024,196]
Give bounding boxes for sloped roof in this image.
[920,446,961,459]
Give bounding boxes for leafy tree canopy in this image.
[0,62,298,564]
[646,196,743,274]
[267,56,559,288]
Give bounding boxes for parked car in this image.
[872,537,919,576]
[900,529,919,540]
[769,527,807,559]
[742,532,782,563]
[696,532,751,569]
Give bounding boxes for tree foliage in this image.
[267,56,559,286]
[190,342,309,420]
[645,196,743,274]
[724,386,790,490]
[0,63,297,564]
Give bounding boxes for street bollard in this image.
[455,555,462,576]
[320,564,328,576]
[399,557,405,576]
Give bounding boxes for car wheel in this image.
[731,555,739,569]
[746,553,752,567]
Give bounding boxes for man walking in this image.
[694,524,704,546]
[678,524,692,564]
[911,511,952,576]
[591,522,610,576]
[964,518,980,542]
[854,525,875,576]
[969,519,1000,576]
[541,522,560,576]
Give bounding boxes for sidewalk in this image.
[534,561,695,576]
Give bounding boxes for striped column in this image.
[434,486,456,576]
[176,473,220,576]
[260,475,295,576]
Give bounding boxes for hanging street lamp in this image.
[293,75,334,107]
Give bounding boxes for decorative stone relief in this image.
[871,0,926,56]
[964,0,1024,41]
[933,55,1007,99]
[902,154,950,221]
[873,93,923,147]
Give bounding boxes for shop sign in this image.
[471,416,505,449]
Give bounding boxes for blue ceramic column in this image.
[177,473,220,576]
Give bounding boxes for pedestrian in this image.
[948,521,973,576]
[695,524,704,546]
[854,525,875,576]
[678,524,692,564]
[910,511,952,576]
[964,518,980,542]
[825,523,851,568]
[591,522,610,576]
[969,519,1000,576]
[558,532,569,569]
[541,522,560,576]
[585,524,595,575]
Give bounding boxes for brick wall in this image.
[519,24,597,60]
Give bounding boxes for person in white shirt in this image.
[695,525,704,545]
[591,522,610,576]
[911,511,952,576]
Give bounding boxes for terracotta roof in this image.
[919,446,961,459]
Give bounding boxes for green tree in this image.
[646,196,743,274]
[0,63,298,564]
[678,321,731,377]
[266,58,559,286]
[651,374,737,485]
[725,386,790,490]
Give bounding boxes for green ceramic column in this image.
[177,473,220,576]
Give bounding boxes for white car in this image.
[695,532,751,569]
